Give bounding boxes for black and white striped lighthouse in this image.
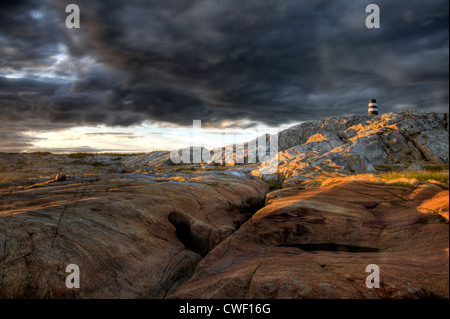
[368,99,379,115]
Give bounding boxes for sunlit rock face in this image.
[253,110,449,184]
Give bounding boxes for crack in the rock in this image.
[42,182,91,298]
[162,252,199,299]
[154,248,186,296]
[165,188,266,297]
[0,236,8,291]
[247,247,267,298]
[168,211,203,255]
[277,243,382,253]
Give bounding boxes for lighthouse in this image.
[368,99,379,115]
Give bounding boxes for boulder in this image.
[54,174,67,182]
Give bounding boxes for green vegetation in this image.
[423,163,449,172]
[318,165,449,189]
[377,169,449,184]
[266,180,283,190]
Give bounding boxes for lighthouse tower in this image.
[368,99,379,115]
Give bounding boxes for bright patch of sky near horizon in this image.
[23,122,292,153]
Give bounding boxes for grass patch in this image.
[423,163,449,172]
[266,180,283,190]
[378,170,449,184]
[316,168,449,188]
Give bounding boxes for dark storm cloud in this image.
[0,0,64,70]
[0,131,41,152]
[0,0,448,134]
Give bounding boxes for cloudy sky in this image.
[0,0,448,153]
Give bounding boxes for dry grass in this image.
[317,169,449,188]
[379,170,449,184]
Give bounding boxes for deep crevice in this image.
[165,196,266,298]
[168,211,205,256]
[364,203,380,209]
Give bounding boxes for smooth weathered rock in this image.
[169,181,449,299]
[0,172,268,298]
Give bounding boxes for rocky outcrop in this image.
[0,151,176,181]
[121,151,172,173]
[169,181,449,299]
[0,172,268,298]
[253,110,449,185]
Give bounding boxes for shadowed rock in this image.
[54,174,67,182]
